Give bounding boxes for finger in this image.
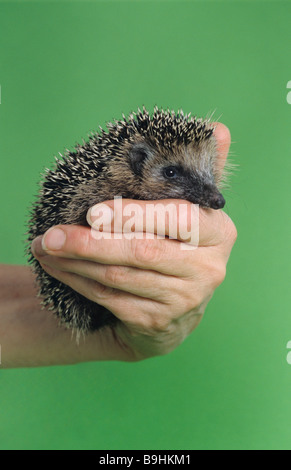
[38,255,180,303]
[87,198,233,247]
[39,254,223,314]
[212,122,231,176]
[32,224,231,280]
[31,202,235,273]
[32,228,193,276]
[87,198,200,245]
[39,263,163,322]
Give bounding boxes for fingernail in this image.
[42,227,66,251]
[31,236,45,257]
[87,203,114,228]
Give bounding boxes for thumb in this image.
[212,122,231,176]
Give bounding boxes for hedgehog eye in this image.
[163,166,180,179]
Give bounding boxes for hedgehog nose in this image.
[209,192,225,210]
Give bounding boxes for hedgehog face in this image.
[128,140,225,210]
[160,163,225,209]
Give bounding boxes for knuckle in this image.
[129,303,171,334]
[181,291,199,313]
[147,314,171,333]
[184,288,205,311]
[103,265,126,286]
[197,258,227,292]
[90,280,113,302]
[131,239,165,266]
[228,221,238,245]
[165,285,195,314]
[224,217,238,245]
[209,262,227,288]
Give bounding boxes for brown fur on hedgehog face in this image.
[103,135,225,210]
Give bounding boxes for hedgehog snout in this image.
[187,181,225,210]
[202,182,225,210]
[208,192,225,210]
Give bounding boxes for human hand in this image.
[31,124,237,361]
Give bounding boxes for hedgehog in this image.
[27,106,227,335]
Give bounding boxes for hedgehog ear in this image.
[129,143,153,175]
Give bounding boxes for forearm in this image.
[0,265,134,368]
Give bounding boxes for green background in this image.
[0,0,291,450]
